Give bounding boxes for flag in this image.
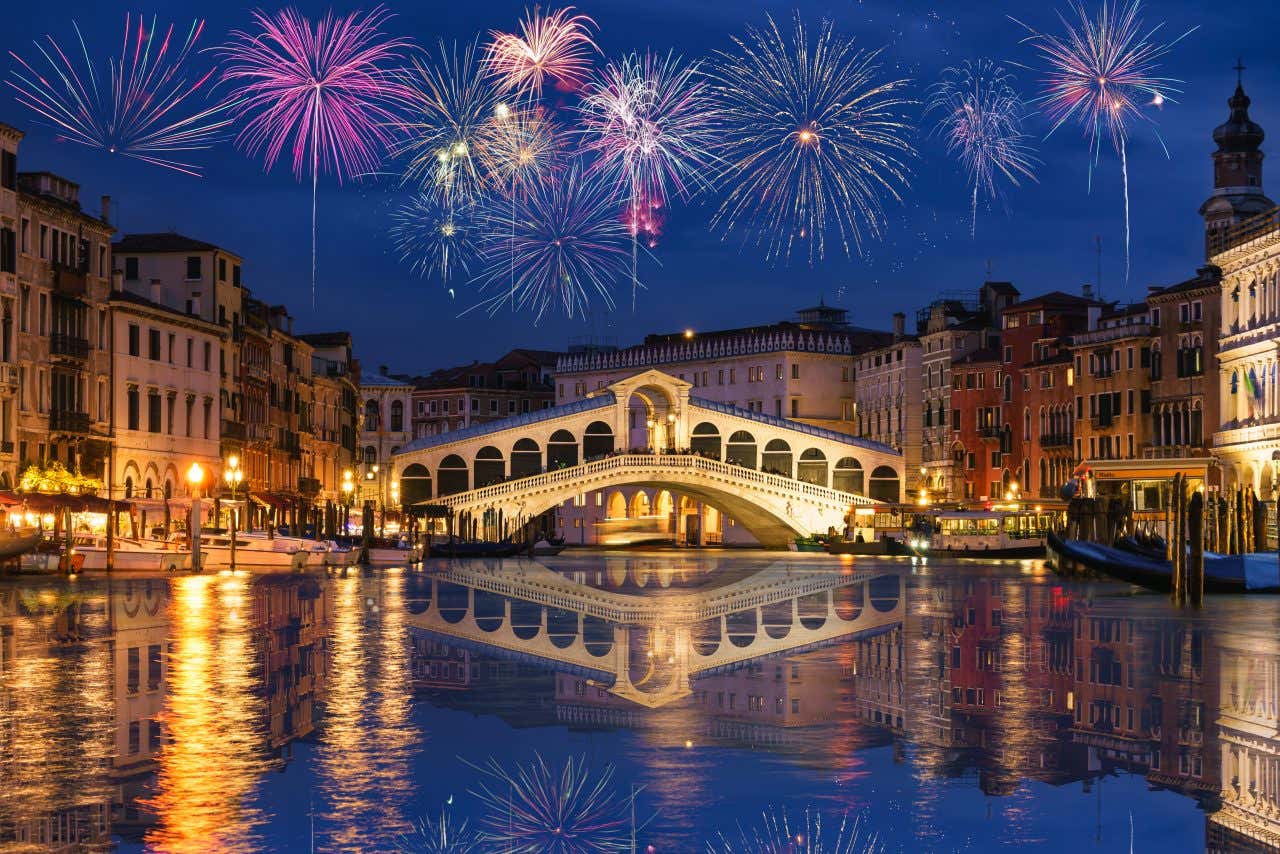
[1245,368,1262,400]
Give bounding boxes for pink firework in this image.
[1014,0,1195,285]
[218,5,412,305]
[484,7,598,98]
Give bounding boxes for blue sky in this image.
[6,0,1276,372]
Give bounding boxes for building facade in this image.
[407,349,558,440]
[854,316,923,498]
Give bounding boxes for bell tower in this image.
[1201,62,1273,256]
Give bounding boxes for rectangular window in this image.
[167,333,175,364]
[203,341,211,371]
[185,256,201,280]
[127,389,139,430]
[148,392,162,432]
[148,328,161,360]
[125,257,139,280]
[791,364,799,379]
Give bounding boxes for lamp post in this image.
[666,411,676,453]
[646,418,655,452]
[187,462,204,572]
[341,469,355,535]
[224,456,243,570]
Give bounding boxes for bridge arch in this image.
[511,438,541,478]
[762,439,792,476]
[690,422,721,459]
[629,490,651,517]
[547,429,579,469]
[868,465,900,502]
[654,489,674,518]
[833,457,863,494]
[726,430,757,468]
[583,420,615,459]
[623,382,678,450]
[797,448,828,487]
[400,463,433,505]
[437,454,469,496]
[474,446,505,487]
[606,490,626,518]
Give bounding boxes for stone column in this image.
[697,502,706,547]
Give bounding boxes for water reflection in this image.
[4,557,1280,850]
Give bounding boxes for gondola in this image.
[1046,530,1280,594]
[427,538,524,558]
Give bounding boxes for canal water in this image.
[1,552,1275,852]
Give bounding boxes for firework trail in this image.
[391,189,478,284]
[1013,0,1196,287]
[398,40,501,210]
[7,14,230,176]
[467,754,640,853]
[704,13,915,266]
[218,5,412,307]
[477,104,563,306]
[578,51,718,309]
[707,805,879,854]
[469,163,631,324]
[395,803,482,853]
[926,60,1038,236]
[484,7,598,99]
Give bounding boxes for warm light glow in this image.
[683,328,694,339]
[227,455,239,470]
[342,469,354,481]
[187,463,205,486]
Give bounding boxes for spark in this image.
[707,805,879,853]
[484,7,598,99]
[395,804,482,853]
[7,14,231,176]
[470,163,632,324]
[218,5,412,307]
[467,754,641,853]
[391,189,478,284]
[926,60,1038,236]
[705,13,916,266]
[1013,0,1196,286]
[397,40,501,209]
[578,51,717,308]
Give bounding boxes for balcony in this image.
[0,364,17,391]
[1039,433,1071,448]
[221,420,246,441]
[298,477,321,497]
[51,262,87,297]
[1090,415,1114,430]
[50,409,91,435]
[979,425,1003,440]
[246,423,272,443]
[50,333,90,361]
[245,362,270,382]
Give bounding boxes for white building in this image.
[359,369,413,518]
[854,315,923,495]
[109,290,223,501]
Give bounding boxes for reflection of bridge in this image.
[393,370,903,545]
[404,560,905,708]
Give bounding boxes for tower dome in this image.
[1213,82,1265,153]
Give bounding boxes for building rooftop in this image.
[1147,266,1222,300]
[113,233,228,254]
[1003,290,1101,313]
[110,289,224,330]
[298,331,352,348]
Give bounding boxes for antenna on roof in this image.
[985,258,992,278]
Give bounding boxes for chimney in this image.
[100,195,111,225]
[149,278,162,304]
[1146,285,1162,297]
[892,312,906,341]
[1082,283,1095,300]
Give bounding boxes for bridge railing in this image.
[437,453,878,509]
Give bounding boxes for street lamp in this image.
[187,463,205,571]
[223,456,244,568]
[646,418,656,452]
[666,411,676,452]
[341,469,355,535]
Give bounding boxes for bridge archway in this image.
[797,448,828,487]
[690,422,721,459]
[624,383,678,450]
[438,454,468,496]
[629,490,651,517]
[583,420,615,459]
[400,463,432,505]
[762,439,792,476]
[654,489,674,518]
[868,465,900,502]
[606,490,626,518]
[474,446,504,487]
[511,438,541,478]
[547,429,578,469]
[833,457,863,494]
[726,430,757,468]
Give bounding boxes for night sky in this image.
[6,0,1277,374]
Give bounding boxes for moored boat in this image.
[530,539,565,556]
[197,533,309,570]
[910,508,1052,559]
[427,538,522,558]
[72,534,193,572]
[1046,530,1280,594]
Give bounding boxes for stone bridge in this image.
[392,370,903,546]
[404,559,905,708]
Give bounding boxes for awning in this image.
[1,491,130,513]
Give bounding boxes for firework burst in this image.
[578,51,717,308]
[926,60,1038,236]
[470,164,631,323]
[467,754,639,852]
[707,805,879,854]
[7,14,230,176]
[218,5,412,306]
[705,13,915,266]
[391,189,478,284]
[484,7,598,99]
[395,804,482,853]
[1013,0,1196,285]
[398,40,501,208]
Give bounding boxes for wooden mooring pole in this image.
[1188,490,1204,607]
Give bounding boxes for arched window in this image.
[124,476,134,499]
[145,478,153,499]
[364,446,377,465]
[1023,407,1031,441]
[390,400,404,432]
[364,399,380,431]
